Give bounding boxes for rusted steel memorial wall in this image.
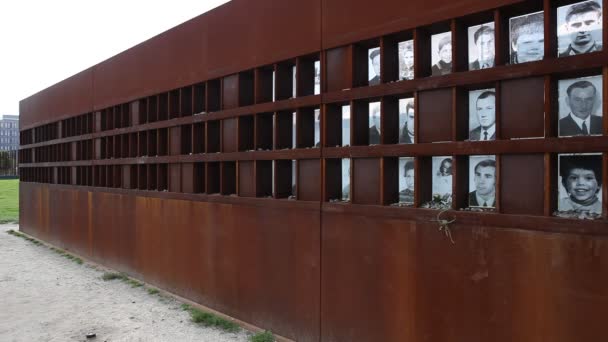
[18,0,608,341]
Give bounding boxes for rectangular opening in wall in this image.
[130,165,138,189]
[206,162,220,194]
[181,86,193,117]
[206,121,221,153]
[113,165,122,188]
[158,128,168,156]
[352,158,381,204]
[238,161,255,197]
[221,161,236,195]
[148,96,158,122]
[114,135,122,158]
[148,164,158,190]
[158,93,169,121]
[256,160,272,197]
[297,159,321,201]
[193,122,205,154]
[238,115,254,151]
[255,66,274,103]
[193,82,206,114]
[138,165,147,189]
[275,111,295,149]
[324,103,350,147]
[139,131,148,156]
[352,99,381,145]
[297,54,320,97]
[297,107,320,148]
[148,129,158,156]
[169,89,180,119]
[129,133,138,157]
[274,159,293,198]
[325,158,350,201]
[181,125,192,155]
[207,79,221,112]
[158,163,168,191]
[354,39,381,87]
[275,60,296,101]
[239,70,254,106]
[138,98,148,124]
[193,162,205,193]
[107,136,114,159]
[419,88,453,143]
[255,112,273,150]
[121,103,131,127]
[113,106,122,129]
[121,133,129,157]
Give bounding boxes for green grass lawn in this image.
[0,179,18,223]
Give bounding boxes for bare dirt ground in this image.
[0,224,250,342]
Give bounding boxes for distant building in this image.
[0,115,19,151]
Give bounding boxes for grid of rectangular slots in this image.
[19,0,608,220]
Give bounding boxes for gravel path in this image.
[0,224,250,342]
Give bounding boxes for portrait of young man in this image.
[469,156,496,208]
[398,40,414,80]
[399,158,415,204]
[468,23,495,70]
[369,102,381,145]
[558,0,603,57]
[469,89,496,141]
[510,11,545,64]
[431,32,452,76]
[558,76,603,136]
[558,154,603,214]
[368,47,381,86]
[398,98,415,144]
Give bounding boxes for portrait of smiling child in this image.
[558,154,603,214]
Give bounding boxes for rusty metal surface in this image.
[20,182,320,342]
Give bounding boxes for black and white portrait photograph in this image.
[558,153,603,214]
[314,108,321,147]
[291,111,297,148]
[399,157,415,204]
[468,23,495,70]
[342,158,351,201]
[469,155,497,208]
[431,32,452,76]
[469,88,496,141]
[432,156,453,201]
[342,105,351,146]
[398,40,414,80]
[558,75,603,137]
[368,47,381,86]
[509,11,545,64]
[398,98,415,144]
[292,65,297,98]
[314,60,321,95]
[558,0,603,57]
[369,101,381,145]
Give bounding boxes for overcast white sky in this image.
[0,0,230,116]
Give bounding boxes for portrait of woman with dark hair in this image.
[399,158,415,204]
[558,154,603,214]
[432,156,453,201]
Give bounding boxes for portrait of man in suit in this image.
[509,11,545,64]
[369,102,381,145]
[558,77,603,136]
[469,157,496,208]
[368,48,381,86]
[399,98,415,144]
[469,90,496,141]
[469,24,495,70]
[558,1,603,57]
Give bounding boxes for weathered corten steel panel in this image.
[19,68,94,129]
[321,211,608,342]
[321,0,523,49]
[20,183,321,342]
